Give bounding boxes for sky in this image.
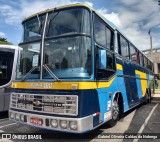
[0,0,160,50]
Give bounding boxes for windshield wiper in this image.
[37,14,42,34]
[20,66,39,81]
[43,64,60,81]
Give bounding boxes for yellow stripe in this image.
[116,64,123,70]
[135,70,148,96]
[12,77,115,90]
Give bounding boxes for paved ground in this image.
[0,90,160,142]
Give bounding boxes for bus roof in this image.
[0,44,19,50]
[22,3,117,30]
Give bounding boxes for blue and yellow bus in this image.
[9,3,154,133]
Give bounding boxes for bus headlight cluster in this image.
[10,112,26,122]
[10,112,15,119]
[20,114,25,122]
[60,120,67,129]
[50,119,78,130]
[69,121,77,130]
[50,119,58,128]
[15,113,20,120]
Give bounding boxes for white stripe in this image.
[133,103,158,142]
[151,100,160,103]
[0,130,4,132]
[0,118,9,121]
[0,123,16,129]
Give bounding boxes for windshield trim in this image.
[45,33,91,41]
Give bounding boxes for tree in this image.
[0,37,12,45]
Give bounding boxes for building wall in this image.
[143,48,160,75]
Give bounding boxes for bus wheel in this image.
[147,89,151,103]
[145,89,151,104]
[108,99,119,127]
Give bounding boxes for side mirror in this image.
[98,49,107,69]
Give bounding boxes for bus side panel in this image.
[116,67,129,111]
[96,73,130,123]
[0,89,5,111]
[136,74,143,99]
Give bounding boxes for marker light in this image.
[20,114,24,122]
[60,120,67,129]
[69,121,77,130]
[10,112,15,119]
[51,119,58,128]
[15,113,20,120]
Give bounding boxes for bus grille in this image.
[10,93,78,116]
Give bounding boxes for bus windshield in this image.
[17,8,92,80]
[22,14,46,42]
[44,8,91,78]
[44,36,91,78]
[46,8,90,37]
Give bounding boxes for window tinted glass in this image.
[106,27,111,49]
[47,9,90,37]
[130,44,136,62]
[0,49,15,86]
[43,36,92,78]
[94,15,106,47]
[144,57,148,68]
[120,36,129,59]
[148,60,152,70]
[23,15,46,42]
[139,53,143,66]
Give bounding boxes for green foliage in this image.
[0,37,12,45]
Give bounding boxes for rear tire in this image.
[145,89,151,104]
[147,89,151,103]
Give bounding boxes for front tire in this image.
[107,99,119,127]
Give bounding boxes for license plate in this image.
[30,117,43,126]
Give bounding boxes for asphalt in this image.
[0,90,160,142]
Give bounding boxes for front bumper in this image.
[9,110,94,133]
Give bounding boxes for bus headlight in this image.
[51,119,58,128]
[60,120,67,129]
[69,121,77,130]
[15,113,20,120]
[20,114,24,122]
[10,112,15,119]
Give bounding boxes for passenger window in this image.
[106,27,112,49]
[144,57,148,68]
[139,53,143,66]
[136,51,139,64]
[94,14,114,50]
[94,15,106,47]
[106,51,115,70]
[130,44,136,62]
[119,36,129,59]
[97,49,115,80]
[148,60,152,70]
